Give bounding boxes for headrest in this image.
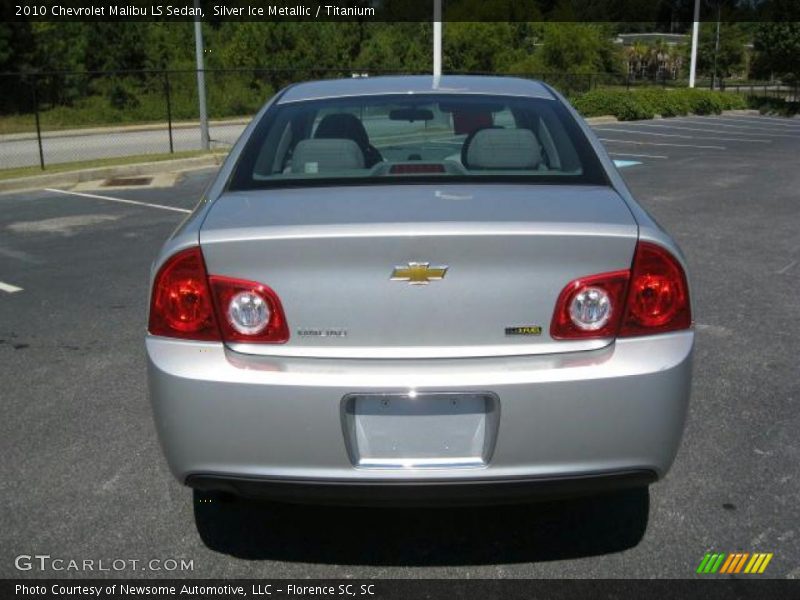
[315,113,370,150]
[291,138,365,173]
[463,128,541,170]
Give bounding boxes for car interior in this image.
[248,96,586,182]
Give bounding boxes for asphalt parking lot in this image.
[1,113,798,579]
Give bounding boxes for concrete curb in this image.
[585,109,761,125]
[722,109,761,116]
[584,115,619,125]
[0,154,225,194]
[0,118,251,143]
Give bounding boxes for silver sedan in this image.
[147,76,693,505]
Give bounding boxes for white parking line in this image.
[0,281,23,293]
[608,152,668,159]
[702,115,800,129]
[599,138,726,150]
[44,188,191,214]
[594,127,771,143]
[738,114,800,123]
[616,122,784,139]
[668,119,800,137]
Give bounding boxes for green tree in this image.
[27,23,91,107]
[356,23,430,73]
[693,22,747,88]
[443,23,517,73]
[29,22,88,73]
[506,23,622,76]
[753,22,800,85]
[145,23,196,70]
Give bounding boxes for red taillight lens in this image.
[619,241,691,336]
[209,276,290,343]
[148,247,220,340]
[149,248,289,343]
[550,270,630,339]
[550,241,691,340]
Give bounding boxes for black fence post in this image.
[31,75,45,170]
[164,71,174,154]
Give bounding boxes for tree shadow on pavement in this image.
[193,487,649,565]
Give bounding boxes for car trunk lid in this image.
[199,184,638,358]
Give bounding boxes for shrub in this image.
[718,91,748,110]
[614,94,656,120]
[571,88,654,120]
[688,90,725,115]
[746,96,799,116]
[570,87,747,120]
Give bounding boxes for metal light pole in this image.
[194,1,210,151]
[711,3,721,90]
[433,0,442,78]
[689,0,700,88]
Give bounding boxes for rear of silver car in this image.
[146,76,693,504]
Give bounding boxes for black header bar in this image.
[5,579,800,600]
[4,0,800,23]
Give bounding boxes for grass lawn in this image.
[0,114,38,135]
[0,109,179,135]
[0,150,227,181]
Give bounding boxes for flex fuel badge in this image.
[505,325,543,336]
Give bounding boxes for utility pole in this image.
[689,0,700,88]
[711,3,721,90]
[433,0,442,79]
[194,1,210,151]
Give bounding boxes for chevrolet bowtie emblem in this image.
[390,262,448,285]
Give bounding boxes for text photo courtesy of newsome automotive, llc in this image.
[1,1,799,598]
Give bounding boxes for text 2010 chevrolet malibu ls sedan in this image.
[147,76,693,505]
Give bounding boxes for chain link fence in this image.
[0,68,792,172]
[0,68,415,171]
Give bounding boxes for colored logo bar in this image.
[696,552,773,574]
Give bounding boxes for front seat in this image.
[314,113,383,168]
[291,138,365,173]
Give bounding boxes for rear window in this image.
[229,93,607,190]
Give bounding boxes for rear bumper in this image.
[147,331,692,500]
[187,470,657,506]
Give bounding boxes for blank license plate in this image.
[345,393,497,469]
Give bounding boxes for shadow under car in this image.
[192,486,650,565]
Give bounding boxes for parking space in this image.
[594,114,800,165]
[1,114,798,578]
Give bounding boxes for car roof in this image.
[277,75,556,104]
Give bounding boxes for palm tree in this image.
[624,41,650,80]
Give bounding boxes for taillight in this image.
[550,241,691,340]
[148,247,289,343]
[208,276,289,343]
[550,270,630,339]
[619,241,691,336]
[148,247,219,340]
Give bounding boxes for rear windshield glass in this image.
[228,93,607,190]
